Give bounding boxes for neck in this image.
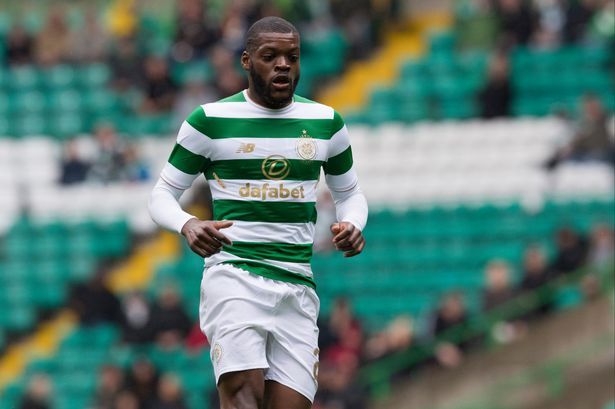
[246,87,292,110]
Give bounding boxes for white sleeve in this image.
[148,177,196,234]
[324,123,368,231]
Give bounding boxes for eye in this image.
[262,54,274,61]
[289,55,299,62]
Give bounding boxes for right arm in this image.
[148,112,232,257]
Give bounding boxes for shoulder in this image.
[293,95,345,134]
[184,92,246,131]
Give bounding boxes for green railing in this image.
[359,262,615,400]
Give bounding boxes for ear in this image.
[240,51,251,72]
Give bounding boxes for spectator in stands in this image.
[547,94,614,168]
[587,0,615,45]
[88,123,127,184]
[140,56,179,113]
[477,51,512,118]
[171,0,220,63]
[429,292,470,368]
[363,315,414,362]
[33,8,71,66]
[494,0,537,47]
[314,350,367,409]
[150,374,189,409]
[120,291,153,344]
[108,36,144,92]
[149,285,192,349]
[520,246,551,293]
[563,0,598,43]
[124,358,160,409]
[92,365,125,409]
[482,260,516,311]
[70,7,110,63]
[68,266,122,325]
[209,45,247,98]
[185,321,209,351]
[174,76,219,125]
[121,144,150,183]
[532,0,566,48]
[318,297,364,361]
[454,0,500,51]
[59,139,90,185]
[551,226,589,277]
[5,24,34,66]
[588,223,615,269]
[18,374,53,409]
[114,390,140,409]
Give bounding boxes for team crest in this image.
[213,343,223,364]
[296,129,317,160]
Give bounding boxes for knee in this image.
[219,371,264,409]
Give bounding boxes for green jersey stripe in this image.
[222,260,316,289]
[188,116,335,140]
[168,143,210,175]
[323,146,353,175]
[217,92,246,103]
[223,242,312,263]
[205,159,323,181]
[213,200,317,223]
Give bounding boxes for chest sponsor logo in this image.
[261,155,290,180]
[239,182,305,200]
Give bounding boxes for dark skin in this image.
[180,30,365,409]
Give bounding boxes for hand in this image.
[331,222,365,258]
[181,218,233,258]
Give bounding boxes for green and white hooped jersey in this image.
[161,90,357,289]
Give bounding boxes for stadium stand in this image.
[0,0,613,409]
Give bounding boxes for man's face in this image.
[242,32,301,109]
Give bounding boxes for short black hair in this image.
[245,16,299,53]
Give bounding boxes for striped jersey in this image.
[160,90,358,289]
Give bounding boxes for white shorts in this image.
[199,263,320,402]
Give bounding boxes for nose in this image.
[275,56,290,71]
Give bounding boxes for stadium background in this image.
[0,0,613,408]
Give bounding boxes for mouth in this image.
[271,75,291,91]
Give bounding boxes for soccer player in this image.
[148,16,368,409]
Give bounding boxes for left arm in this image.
[324,113,368,257]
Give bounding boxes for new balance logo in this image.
[236,143,255,153]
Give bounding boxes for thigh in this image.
[265,286,320,403]
[219,369,266,409]
[264,380,311,409]
[200,265,273,382]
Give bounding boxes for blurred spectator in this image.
[429,292,469,368]
[18,374,53,409]
[494,0,537,47]
[563,0,597,43]
[364,315,414,362]
[124,358,160,408]
[5,24,34,66]
[151,374,189,409]
[93,365,125,409]
[532,0,566,48]
[482,260,516,311]
[69,267,122,325]
[520,246,551,292]
[551,226,589,277]
[88,123,126,184]
[185,322,209,351]
[149,285,192,349]
[477,52,512,118]
[140,56,178,113]
[209,45,246,98]
[113,390,140,409]
[121,144,150,183]
[219,1,256,54]
[547,94,615,168]
[587,0,615,44]
[171,0,220,63]
[120,291,153,344]
[174,77,218,124]
[314,352,367,409]
[108,36,144,92]
[70,7,110,63]
[59,139,91,185]
[318,297,363,359]
[455,0,500,51]
[588,223,615,269]
[34,8,71,66]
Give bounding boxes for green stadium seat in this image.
[8,66,41,91]
[42,65,77,90]
[77,64,111,88]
